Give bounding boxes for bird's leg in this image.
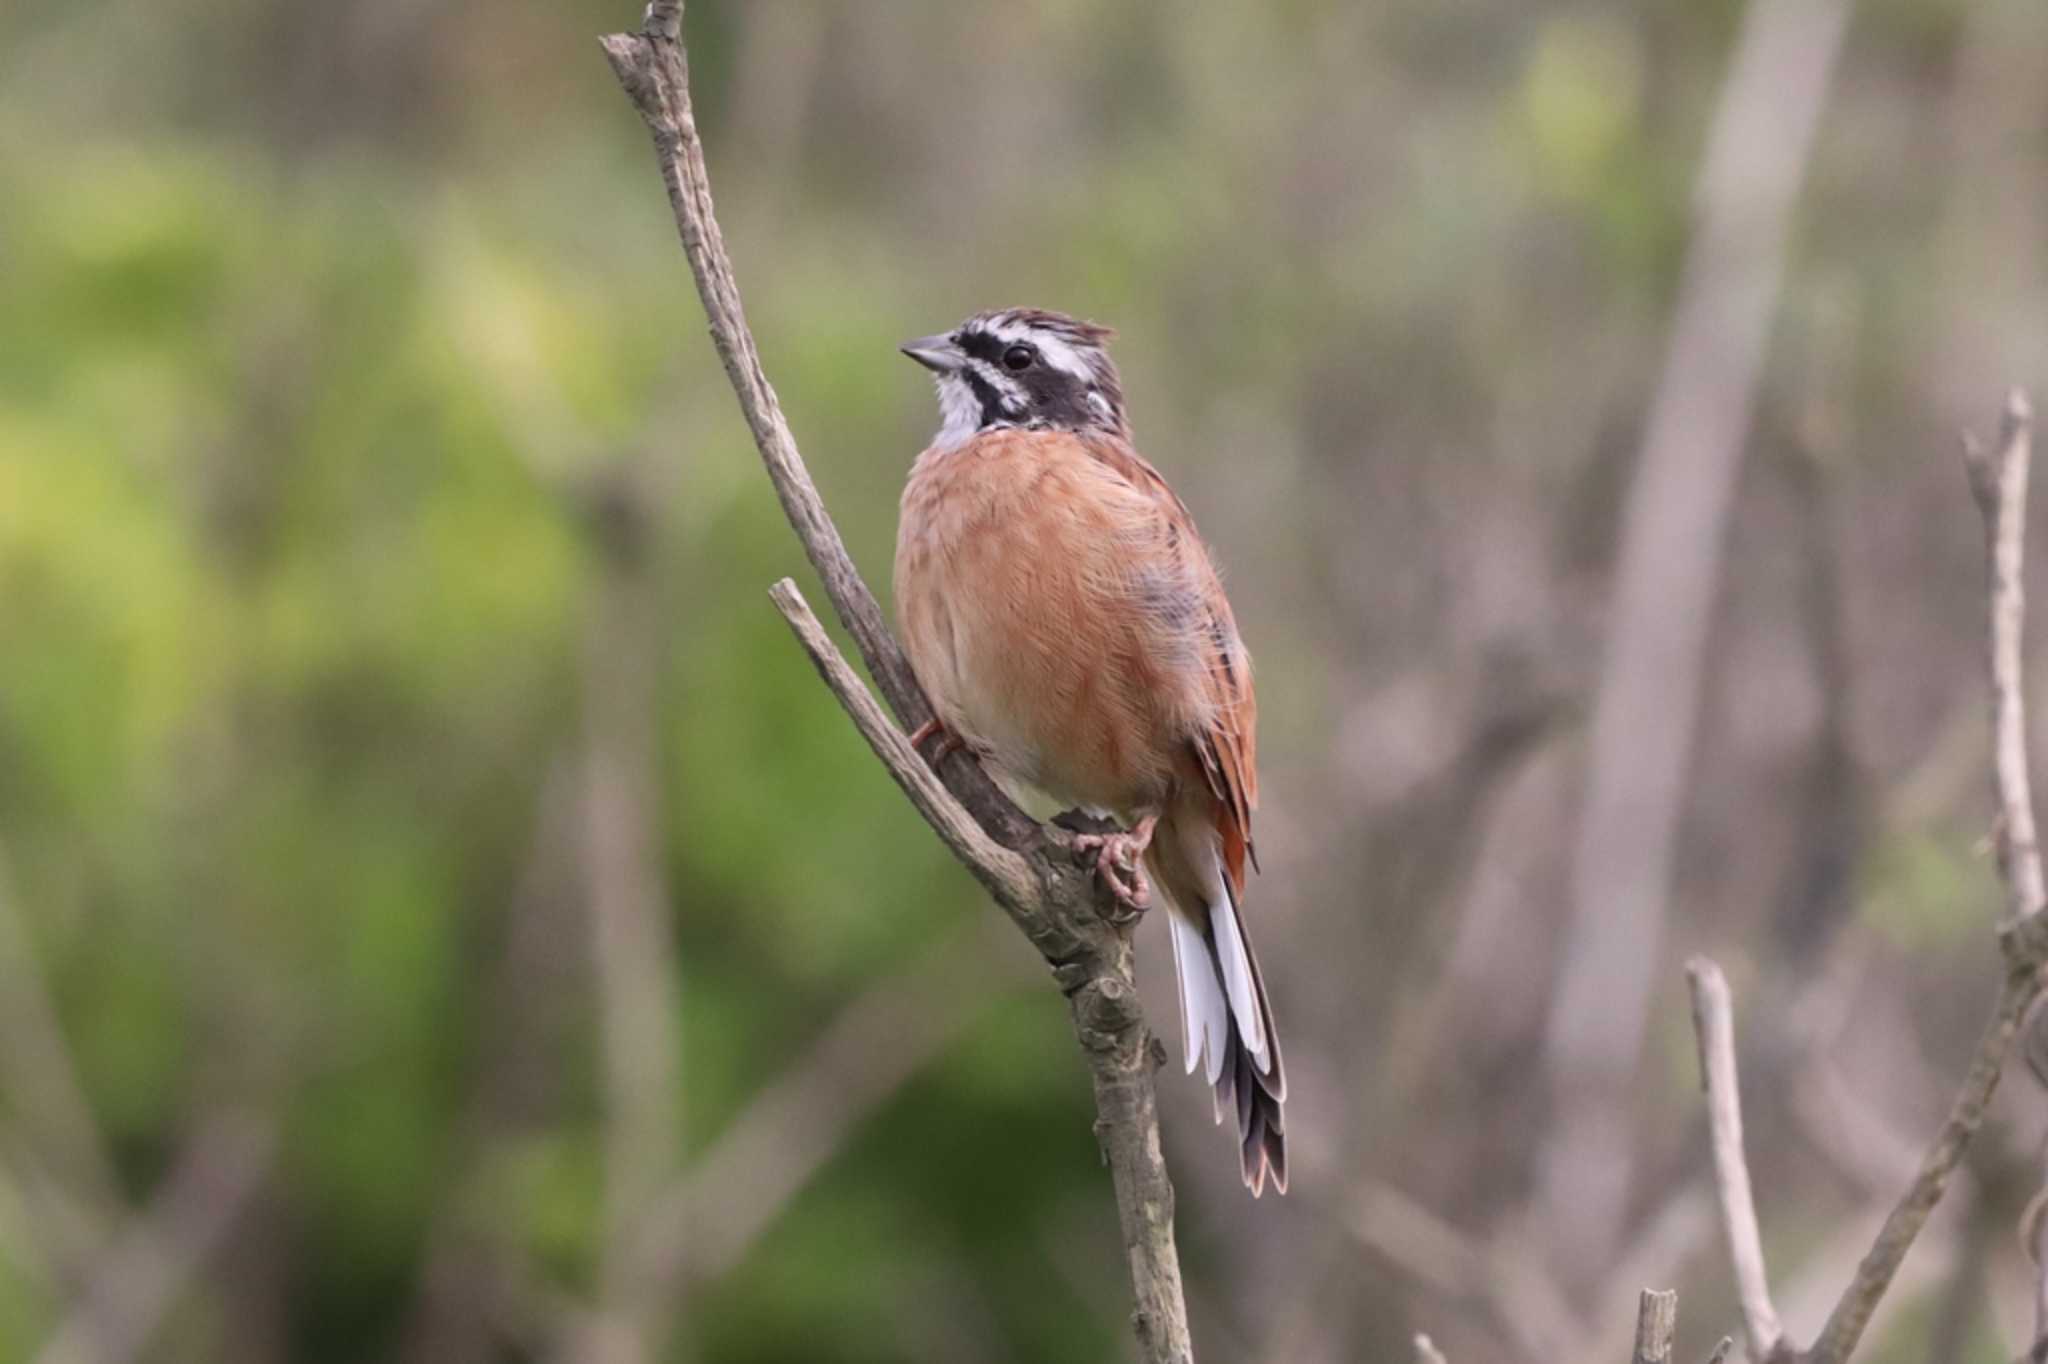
[907,716,965,765]
[1065,812,1159,918]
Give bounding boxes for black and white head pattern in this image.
[923,308,1126,450]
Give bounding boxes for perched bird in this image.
[893,308,1285,1195]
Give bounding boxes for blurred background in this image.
[1,0,2045,1359]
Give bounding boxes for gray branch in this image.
[598,10,1192,1359]
[1806,392,2043,1364]
[1966,390,2045,929]
[1632,1288,1677,1364]
[1686,960,1784,1362]
[1680,392,2045,1364]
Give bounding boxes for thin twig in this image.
[599,9,1193,1358]
[1805,390,2044,1364]
[1805,972,2034,1363]
[1965,388,2048,1364]
[1632,1288,1677,1364]
[1685,960,1784,1361]
[595,8,1030,854]
[1966,389,2044,929]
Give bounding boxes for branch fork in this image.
[602,8,1192,1360]
[1684,389,2040,1364]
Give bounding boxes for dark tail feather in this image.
[1205,892,1286,1196]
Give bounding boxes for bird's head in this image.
[902,308,1126,449]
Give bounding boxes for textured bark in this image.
[1630,1289,1676,1364]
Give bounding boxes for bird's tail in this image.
[1167,877,1286,1196]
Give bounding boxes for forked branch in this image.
[1685,390,2042,1364]
[599,5,1192,1359]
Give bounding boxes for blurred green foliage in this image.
[0,0,2041,1359]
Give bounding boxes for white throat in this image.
[932,374,983,451]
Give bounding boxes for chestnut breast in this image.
[894,428,1219,815]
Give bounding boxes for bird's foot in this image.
[1064,812,1158,922]
[907,717,965,766]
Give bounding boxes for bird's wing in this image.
[1084,434,1259,894]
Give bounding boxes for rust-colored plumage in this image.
[894,309,1285,1195]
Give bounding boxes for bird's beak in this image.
[900,333,966,373]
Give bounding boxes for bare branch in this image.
[1804,972,2033,1362]
[1963,387,2048,1364]
[1685,959,1784,1361]
[1805,389,2045,1364]
[1966,389,2044,928]
[1632,1288,1677,1364]
[595,9,1031,854]
[600,9,1193,1358]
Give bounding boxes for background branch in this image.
[1632,1288,1677,1364]
[1686,959,1784,1361]
[1684,391,2043,1364]
[1799,390,2040,1362]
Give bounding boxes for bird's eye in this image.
[1002,343,1037,371]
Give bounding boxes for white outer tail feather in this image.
[1169,912,1229,1085]
[1167,848,1270,1084]
[1208,887,1268,1066]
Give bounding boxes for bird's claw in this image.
[907,717,965,766]
[1068,815,1158,923]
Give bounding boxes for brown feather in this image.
[896,419,1284,1196]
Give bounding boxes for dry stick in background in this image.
[1687,960,1784,1362]
[1632,1288,1678,1364]
[1409,1285,1715,1364]
[599,5,1194,1360]
[1687,391,2043,1364]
